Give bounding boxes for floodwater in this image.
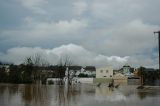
[0,84,160,106]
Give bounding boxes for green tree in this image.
[138,66,146,85]
[78,73,88,77]
[0,67,8,82]
[9,65,22,83]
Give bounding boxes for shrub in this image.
[48,80,54,85]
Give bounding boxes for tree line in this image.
[138,67,160,85]
[0,54,68,84]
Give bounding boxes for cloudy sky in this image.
[0,0,160,69]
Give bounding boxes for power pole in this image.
[154,31,160,69]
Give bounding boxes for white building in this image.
[74,66,96,78]
[96,67,113,78]
[0,64,10,73]
[84,66,96,77]
[121,64,134,77]
[65,66,82,78]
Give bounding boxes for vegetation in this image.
[78,73,88,77]
[138,66,160,85]
[93,78,112,83]
[0,67,8,83]
[48,80,54,85]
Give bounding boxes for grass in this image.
[93,78,112,83]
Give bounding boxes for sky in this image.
[0,0,160,69]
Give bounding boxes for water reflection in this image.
[137,88,160,100]
[0,84,160,106]
[0,85,7,95]
[22,85,50,106]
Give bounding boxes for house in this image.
[96,67,113,78]
[120,64,134,78]
[68,66,96,78]
[113,69,120,74]
[66,66,82,77]
[83,66,96,77]
[113,72,128,85]
[113,73,127,80]
[0,64,10,73]
[63,66,96,84]
[133,68,140,78]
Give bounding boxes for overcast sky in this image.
[0,0,160,69]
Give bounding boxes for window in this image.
[106,70,108,73]
[100,70,103,73]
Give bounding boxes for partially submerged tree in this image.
[22,57,34,83]
[9,65,23,83]
[57,56,69,85]
[138,66,145,85]
[24,53,49,84]
[57,55,75,85]
[0,66,8,82]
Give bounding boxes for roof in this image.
[113,73,127,79]
[123,64,131,67]
[84,66,96,71]
[113,70,120,72]
[68,66,82,70]
[144,68,156,71]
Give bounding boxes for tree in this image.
[138,66,145,85]
[57,58,67,85]
[57,55,76,85]
[24,54,49,84]
[0,66,8,82]
[9,65,22,83]
[78,73,88,77]
[19,64,32,83]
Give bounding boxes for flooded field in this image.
[0,84,160,106]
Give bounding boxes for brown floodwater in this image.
[0,83,160,106]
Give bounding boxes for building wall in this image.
[113,72,128,85]
[76,78,93,83]
[123,66,130,75]
[96,67,113,78]
[75,68,96,77]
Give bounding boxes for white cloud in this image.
[1,19,159,69]
[1,19,88,44]
[90,0,143,20]
[127,55,158,68]
[89,0,160,27]
[1,0,160,69]
[53,19,88,34]
[24,16,33,23]
[73,1,88,15]
[0,44,130,69]
[82,20,160,56]
[26,19,87,40]
[18,0,48,14]
[28,19,87,36]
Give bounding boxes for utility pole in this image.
[154,31,160,69]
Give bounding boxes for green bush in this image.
[78,73,88,77]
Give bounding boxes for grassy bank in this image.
[93,78,112,83]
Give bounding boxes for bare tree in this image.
[57,55,74,86]
[30,53,50,67]
[64,56,72,85]
[24,53,49,84]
